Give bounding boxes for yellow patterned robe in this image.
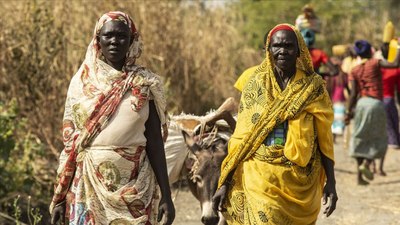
[218,24,334,225]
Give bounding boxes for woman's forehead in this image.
[99,20,131,34]
[270,30,297,43]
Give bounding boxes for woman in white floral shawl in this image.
[50,11,174,225]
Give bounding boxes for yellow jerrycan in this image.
[388,39,398,62]
[385,21,397,62]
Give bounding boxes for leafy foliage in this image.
[0,100,49,224]
[232,0,400,54]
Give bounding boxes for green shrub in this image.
[0,100,49,224]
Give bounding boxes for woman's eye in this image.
[117,35,128,39]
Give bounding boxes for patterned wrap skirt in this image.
[66,146,159,225]
[350,97,388,159]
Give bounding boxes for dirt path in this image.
[172,135,400,225]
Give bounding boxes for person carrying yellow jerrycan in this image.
[385,21,400,62]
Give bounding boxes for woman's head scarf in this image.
[88,11,142,69]
[64,11,167,131]
[354,40,372,58]
[76,11,143,101]
[255,23,315,77]
[300,28,315,47]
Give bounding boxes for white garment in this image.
[92,93,148,147]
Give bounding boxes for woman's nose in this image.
[278,48,287,54]
[109,36,118,44]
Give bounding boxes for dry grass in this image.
[0,1,258,222]
[0,0,256,160]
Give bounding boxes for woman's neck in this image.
[106,60,125,71]
[274,66,296,90]
[274,66,296,79]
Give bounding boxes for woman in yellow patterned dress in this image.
[212,24,337,225]
[49,11,174,225]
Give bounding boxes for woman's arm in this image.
[326,60,340,77]
[345,80,359,124]
[320,151,338,217]
[212,170,235,212]
[51,82,80,224]
[145,100,175,225]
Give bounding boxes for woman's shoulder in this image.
[295,68,313,80]
[352,58,379,72]
[299,69,326,87]
[69,65,86,86]
[131,66,163,84]
[366,58,379,66]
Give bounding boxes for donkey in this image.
[164,97,236,225]
[181,129,229,225]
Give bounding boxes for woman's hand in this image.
[157,196,175,225]
[212,183,229,212]
[344,111,353,125]
[322,181,338,217]
[51,201,66,225]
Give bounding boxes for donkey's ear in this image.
[181,130,200,153]
[181,130,195,146]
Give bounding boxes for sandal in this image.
[359,164,374,181]
[357,179,369,185]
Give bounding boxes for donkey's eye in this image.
[189,144,201,153]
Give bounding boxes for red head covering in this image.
[270,24,294,37]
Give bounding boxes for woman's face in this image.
[269,30,299,71]
[98,20,132,68]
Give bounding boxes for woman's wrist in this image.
[328,180,336,185]
[55,199,66,207]
[160,187,172,197]
[223,179,233,187]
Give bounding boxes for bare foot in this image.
[378,170,387,176]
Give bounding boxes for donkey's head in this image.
[182,130,228,225]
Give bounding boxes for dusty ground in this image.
[172,135,400,225]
